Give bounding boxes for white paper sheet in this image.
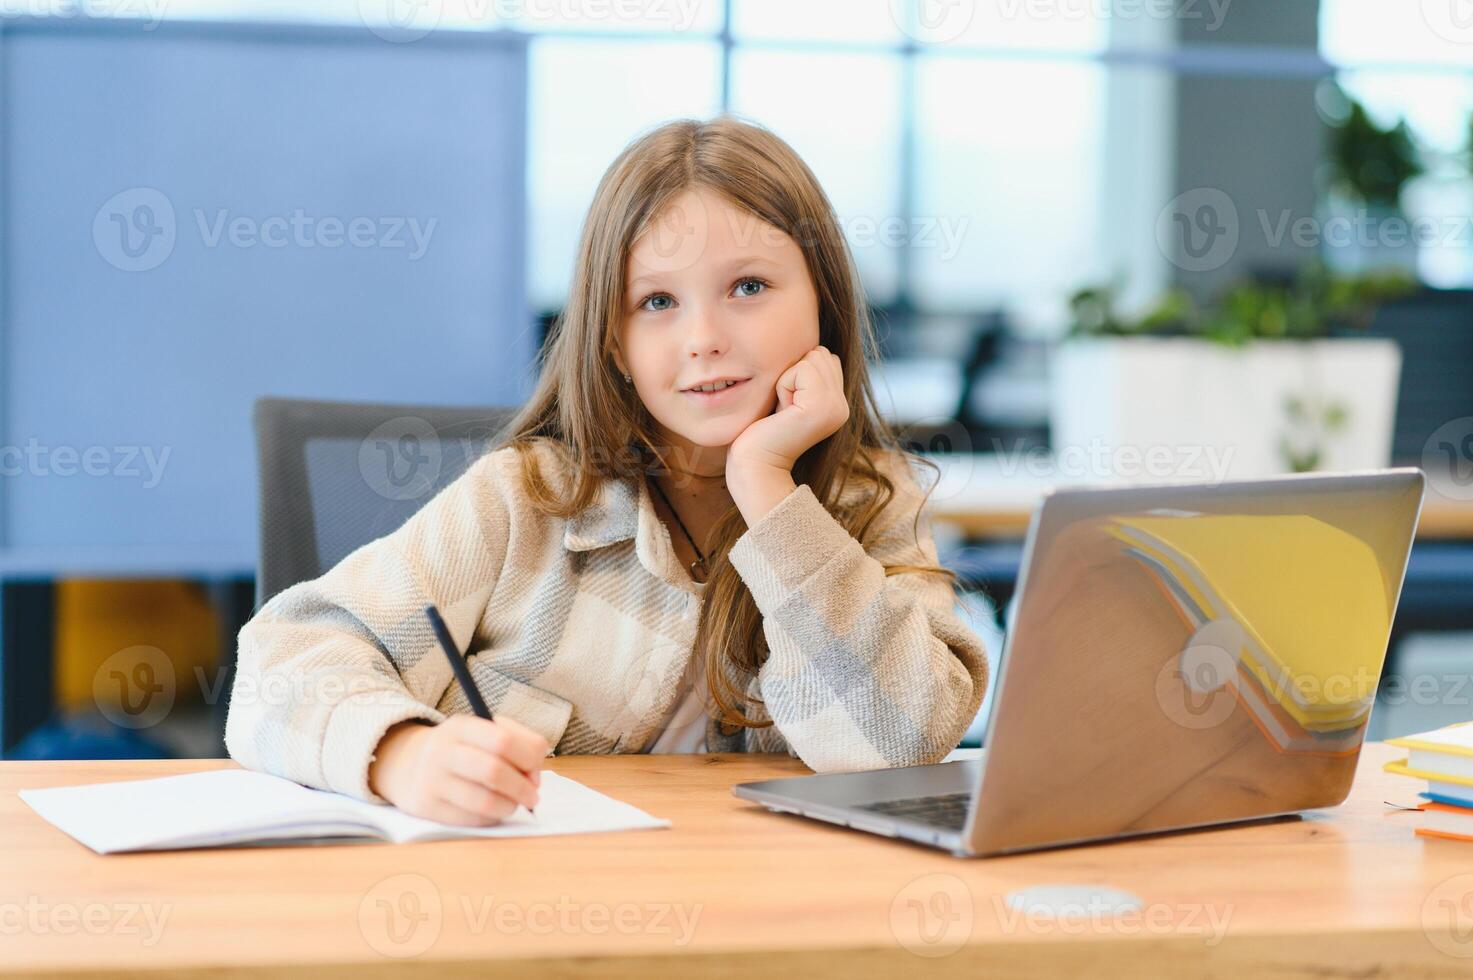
[19,768,671,854]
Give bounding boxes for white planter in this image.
[1049,337,1402,484]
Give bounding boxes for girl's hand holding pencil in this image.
[367,714,547,826]
[365,605,548,826]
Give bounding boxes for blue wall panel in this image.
[0,18,531,574]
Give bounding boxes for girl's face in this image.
[615,186,820,470]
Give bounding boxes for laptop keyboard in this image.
[855,791,971,830]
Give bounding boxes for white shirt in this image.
[647,578,711,754]
[646,652,711,753]
[648,562,709,751]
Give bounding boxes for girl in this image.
[225,115,989,827]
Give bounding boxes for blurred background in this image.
[2,0,1471,761]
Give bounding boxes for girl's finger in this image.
[442,773,522,821]
[788,361,817,407]
[430,791,511,827]
[453,715,548,775]
[809,346,840,388]
[821,352,841,388]
[777,371,796,410]
[776,361,801,404]
[447,743,540,808]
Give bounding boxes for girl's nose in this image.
[682,311,730,358]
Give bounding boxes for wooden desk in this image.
[3,745,1470,977]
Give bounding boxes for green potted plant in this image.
[1052,264,1417,478]
[1319,83,1425,275]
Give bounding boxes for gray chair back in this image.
[252,397,517,609]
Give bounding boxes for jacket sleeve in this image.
[224,450,515,804]
[726,454,989,772]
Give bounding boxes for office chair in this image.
[1345,287,1473,464]
[251,397,519,609]
[1345,289,1473,679]
[217,397,518,749]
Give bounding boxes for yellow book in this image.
[1384,758,1473,788]
[1109,513,1389,722]
[1385,723,1473,781]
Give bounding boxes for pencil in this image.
[424,604,536,817]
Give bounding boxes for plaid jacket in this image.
[224,441,990,804]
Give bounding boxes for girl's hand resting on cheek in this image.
[367,714,547,825]
[728,345,849,476]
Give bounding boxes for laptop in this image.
[733,468,1426,857]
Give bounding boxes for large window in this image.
[912,59,1108,326]
[1319,1,1473,288]
[54,1,1473,331]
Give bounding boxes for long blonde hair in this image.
[494,114,957,730]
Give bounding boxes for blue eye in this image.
[636,276,770,313]
[734,276,769,297]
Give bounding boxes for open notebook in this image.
[19,768,670,854]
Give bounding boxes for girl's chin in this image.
[670,433,738,451]
[664,414,756,446]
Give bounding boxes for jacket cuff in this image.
[728,482,862,613]
[322,691,446,805]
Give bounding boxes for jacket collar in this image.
[562,471,706,596]
[562,473,643,552]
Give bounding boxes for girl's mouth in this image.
[682,378,750,403]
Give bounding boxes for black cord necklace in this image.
[648,475,709,584]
